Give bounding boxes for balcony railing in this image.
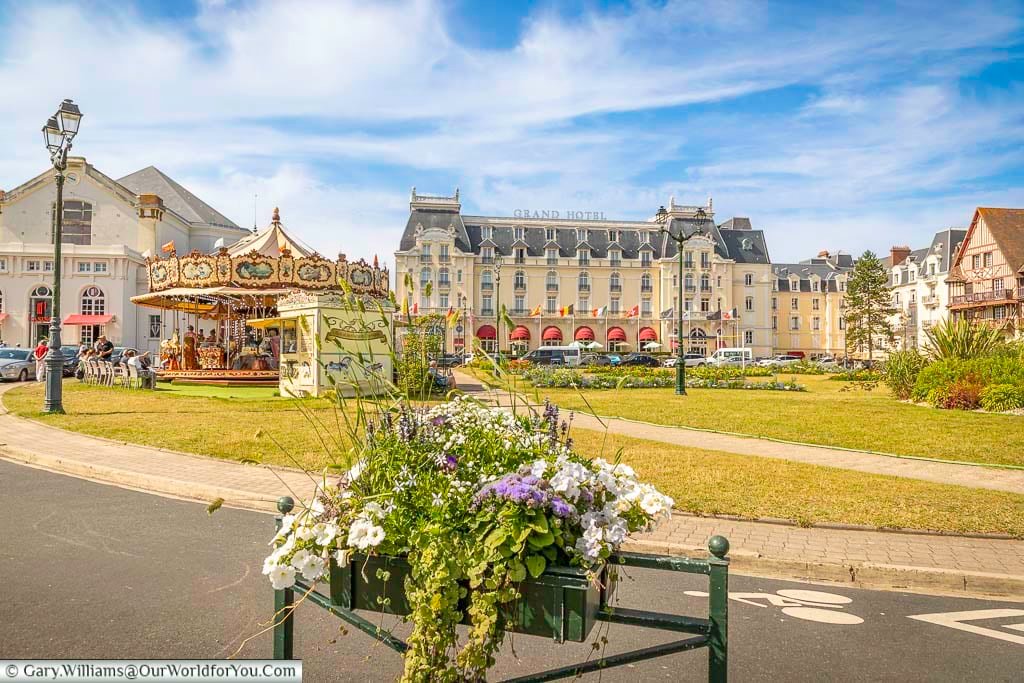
[610,284,622,292]
[547,257,559,266]
[641,286,653,293]
[513,282,526,291]
[684,261,695,269]
[437,280,451,289]
[610,260,622,268]
[419,254,433,263]
[700,286,712,293]
[481,256,495,264]
[546,283,559,292]
[480,282,493,291]
[438,254,450,263]
[922,295,939,307]
[578,283,591,292]
[512,308,528,316]
[951,289,1016,306]
[578,259,590,267]
[685,285,697,293]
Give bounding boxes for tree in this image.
[844,250,895,361]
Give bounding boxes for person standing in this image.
[33,338,48,382]
[95,335,114,361]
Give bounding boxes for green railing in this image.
[272,497,729,681]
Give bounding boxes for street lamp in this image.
[493,254,503,357]
[40,98,83,414]
[659,207,707,395]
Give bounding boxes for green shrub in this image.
[927,376,983,410]
[882,350,929,399]
[828,369,881,382]
[979,384,1024,412]
[925,317,1008,360]
[912,359,964,403]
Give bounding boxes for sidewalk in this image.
[453,370,1024,495]
[1,384,1022,600]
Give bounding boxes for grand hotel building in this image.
[394,190,774,357]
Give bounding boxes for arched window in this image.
[81,286,106,315]
[700,274,710,291]
[438,267,450,286]
[641,273,652,292]
[29,285,54,342]
[745,296,754,312]
[481,270,493,287]
[684,273,694,290]
[514,270,526,289]
[546,270,558,290]
[578,271,589,291]
[419,267,432,288]
[610,271,621,291]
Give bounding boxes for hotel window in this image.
[578,272,590,291]
[672,274,678,288]
[420,244,432,262]
[811,280,820,292]
[984,252,993,267]
[26,260,42,272]
[481,270,493,289]
[456,269,463,284]
[579,297,589,312]
[482,226,493,240]
[893,292,900,305]
[439,244,449,262]
[148,314,162,339]
[0,257,6,272]
[44,260,53,272]
[790,297,798,310]
[546,296,557,314]
[972,254,981,268]
[910,292,916,304]
[481,295,492,315]
[700,252,710,269]
[439,294,449,309]
[78,262,93,273]
[80,286,105,315]
[893,273,899,285]
[577,249,590,266]
[93,261,108,273]
[744,330,753,345]
[684,299,693,312]
[515,248,526,264]
[994,306,1006,319]
[812,316,820,331]
[419,267,432,288]
[575,228,585,243]
[609,249,621,267]
[772,316,778,330]
[54,200,93,245]
[684,251,694,268]
[838,280,845,292]
[514,295,525,314]
[545,271,558,290]
[438,268,450,286]
[812,298,820,311]
[545,228,556,241]
[641,300,652,317]
[789,278,798,291]
[641,273,652,292]
[839,317,846,330]
[771,297,777,310]
[716,276,722,288]
[745,296,754,312]
[640,250,652,267]
[700,298,710,312]
[610,299,621,314]
[790,316,800,330]
[909,269,916,282]
[514,227,524,241]
[994,278,1004,293]
[744,273,753,286]
[481,247,494,263]
[640,231,650,244]
[514,270,526,289]
[610,272,621,292]
[546,248,559,265]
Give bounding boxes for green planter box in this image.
[329,553,615,643]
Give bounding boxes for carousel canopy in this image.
[225,207,314,258]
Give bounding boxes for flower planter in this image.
[329,553,615,643]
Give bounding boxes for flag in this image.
[660,307,674,320]
[559,304,574,317]
[721,307,738,321]
[161,240,176,253]
[412,302,419,315]
[592,305,607,318]
[680,310,691,321]
[529,304,543,317]
[625,304,639,319]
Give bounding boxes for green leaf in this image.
[526,531,554,549]
[541,545,557,561]
[206,498,224,515]
[529,514,549,533]
[484,528,508,549]
[525,555,546,578]
[509,559,527,582]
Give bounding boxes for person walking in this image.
[33,338,48,382]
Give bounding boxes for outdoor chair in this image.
[126,363,139,390]
[111,363,128,388]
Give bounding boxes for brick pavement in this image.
[1,382,1022,599]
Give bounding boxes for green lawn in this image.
[5,382,1023,536]
[494,374,1024,467]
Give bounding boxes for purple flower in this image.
[550,497,573,518]
[443,454,458,472]
[431,415,447,427]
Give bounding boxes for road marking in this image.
[781,607,865,624]
[776,589,852,605]
[1004,624,1024,633]
[907,609,1024,645]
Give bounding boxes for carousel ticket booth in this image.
[249,291,394,398]
[131,208,391,390]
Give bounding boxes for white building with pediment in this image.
[0,157,246,351]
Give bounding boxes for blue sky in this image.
[1,0,1023,264]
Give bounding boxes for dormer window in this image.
[811,280,820,292]
[577,248,590,266]
[609,248,621,267]
[789,278,798,292]
[640,231,651,245]
[893,273,900,285]
[576,228,585,243]
[640,250,652,267]
[741,238,753,250]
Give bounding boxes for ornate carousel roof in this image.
[132,208,390,311]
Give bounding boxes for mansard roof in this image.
[117,166,241,231]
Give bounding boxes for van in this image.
[707,347,753,368]
[522,345,582,367]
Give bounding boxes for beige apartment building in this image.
[769,252,853,358]
[394,190,774,358]
[884,229,966,350]
[947,207,1024,338]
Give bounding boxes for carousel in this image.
[131,208,390,388]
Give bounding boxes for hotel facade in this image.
[394,190,775,357]
[769,252,853,358]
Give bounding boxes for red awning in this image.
[639,327,658,342]
[509,325,531,341]
[63,314,114,325]
[476,325,496,340]
[542,326,563,341]
[607,326,626,342]
[574,326,595,341]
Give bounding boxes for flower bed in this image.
[522,367,805,391]
[263,397,672,680]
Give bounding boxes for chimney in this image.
[890,245,911,266]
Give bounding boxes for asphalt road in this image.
[1,459,1021,682]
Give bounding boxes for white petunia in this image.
[640,492,668,516]
[530,460,548,478]
[262,556,278,575]
[299,555,326,581]
[347,459,366,481]
[313,522,338,546]
[362,502,385,519]
[347,520,370,548]
[269,565,296,590]
[363,524,385,547]
[290,549,312,570]
[294,525,315,541]
[335,548,353,568]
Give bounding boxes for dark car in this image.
[108,347,136,365]
[58,347,79,377]
[435,354,464,369]
[580,353,612,367]
[619,353,661,367]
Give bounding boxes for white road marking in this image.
[1004,624,1024,633]
[776,589,852,605]
[907,609,1024,645]
[781,607,865,625]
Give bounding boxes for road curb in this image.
[621,539,1024,602]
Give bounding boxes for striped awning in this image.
[542,326,563,341]
[639,327,658,342]
[476,325,497,340]
[574,326,595,341]
[607,326,626,342]
[510,325,531,340]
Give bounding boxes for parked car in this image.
[580,353,612,367]
[435,354,464,368]
[619,353,661,367]
[59,347,80,377]
[757,354,802,368]
[607,354,621,366]
[521,346,582,367]
[707,347,754,367]
[664,352,707,368]
[0,348,34,382]
[108,347,137,365]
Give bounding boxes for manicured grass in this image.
[492,373,1024,467]
[153,382,283,401]
[571,430,1024,537]
[5,382,1023,536]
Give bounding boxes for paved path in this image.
[453,370,1024,495]
[1,382,1022,599]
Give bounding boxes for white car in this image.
[758,354,802,367]
[0,348,35,382]
[663,353,707,368]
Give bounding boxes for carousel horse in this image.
[160,336,181,371]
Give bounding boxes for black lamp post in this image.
[660,207,706,396]
[41,99,83,414]
[494,254,503,356]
